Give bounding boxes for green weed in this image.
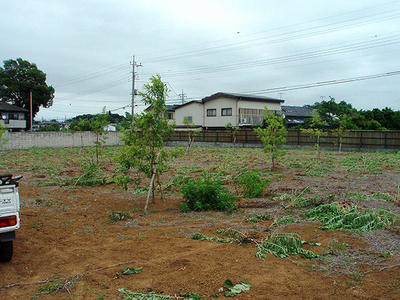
[256,233,319,259]
[246,213,270,223]
[304,202,397,231]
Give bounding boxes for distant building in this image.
[281,105,313,126]
[173,92,284,128]
[0,102,28,131]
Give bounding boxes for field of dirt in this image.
[0,146,399,299]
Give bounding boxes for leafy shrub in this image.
[256,233,318,259]
[74,159,104,186]
[179,202,191,212]
[304,202,397,232]
[192,232,236,243]
[236,169,270,198]
[181,178,236,211]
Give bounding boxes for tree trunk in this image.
[144,171,156,214]
[317,136,320,159]
[156,172,164,201]
[339,137,342,153]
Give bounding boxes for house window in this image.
[221,108,232,116]
[167,112,174,120]
[8,113,19,120]
[207,109,216,117]
[184,116,192,123]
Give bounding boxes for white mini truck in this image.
[0,174,22,262]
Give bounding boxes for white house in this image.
[0,102,28,131]
[173,92,284,128]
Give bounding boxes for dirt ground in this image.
[0,147,399,299]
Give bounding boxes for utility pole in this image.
[179,89,186,104]
[131,55,142,123]
[30,90,33,131]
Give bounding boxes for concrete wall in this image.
[174,102,203,126]
[237,100,281,112]
[0,131,124,150]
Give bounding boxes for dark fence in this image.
[168,129,400,150]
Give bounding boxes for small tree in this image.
[183,116,199,152]
[225,122,239,147]
[333,114,352,152]
[254,109,287,170]
[117,75,174,213]
[91,109,109,163]
[301,110,327,159]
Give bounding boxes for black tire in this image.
[0,241,13,262]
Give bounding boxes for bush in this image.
[236,169,270,198]
[181,178,236,211]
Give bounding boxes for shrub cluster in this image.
[180,178,236,212]
[236,169,270,198]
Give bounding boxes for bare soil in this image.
[0,147,399,299]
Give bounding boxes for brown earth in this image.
[0,147,399,299]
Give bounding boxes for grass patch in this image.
[235,169,270,198]
[246,213,270,223]
[273,215,299,226]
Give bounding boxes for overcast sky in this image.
[1,0,400,120]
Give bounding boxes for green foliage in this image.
[181,178,236,212]
[0,124,8,147]
[246,213,270,223]
[223,280,251,297]
[273,215,299,226]
[192,232,236,243]
[183,116,200,151]
[301,110,327,158]
[235,169,270,198]
[117,75,175,212]
[333,114,353,151]
[122,267,143,275]
[37,123,60,131]
[311,97,356,127]
[0,58,55,129]
[225,122,239,146]
[179,202,190,212]
[73,159,105,186]
[254,109,287,169]
[256,233,319,259]
[37,280,64,293]
[216,228,241,238]
[304,202,397,231]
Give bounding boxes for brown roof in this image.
[0,102,28,113]
[202,92,284,103]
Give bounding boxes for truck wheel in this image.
[0,241,13,262]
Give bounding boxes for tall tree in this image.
[0,58,54,129]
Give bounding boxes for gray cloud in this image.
[1,0,399,120]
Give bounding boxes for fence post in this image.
[297,129,300,146]
[359,132,363,150]
[245,130,248,144]
[216,131,219,143]
[384,131,387,149]
[202,130,205,142]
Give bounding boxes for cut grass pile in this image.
[191,232,237,243]
[304,202,397,232]
[256,233,319,259]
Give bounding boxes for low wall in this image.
[0,131,124,150]
[1,129,399,151]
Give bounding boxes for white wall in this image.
[203,97,238,127]
[0,131,124,150]
[237,100,281,112]
[174,102,203,126]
